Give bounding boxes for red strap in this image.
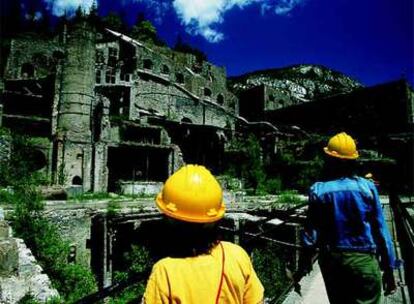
[215,242,225,304]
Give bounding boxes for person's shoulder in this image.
[152,256,178,270]
[310,181,329,196]
[355,176,375,187]
[153,257,168,267]
[221,241,244,251]
[221,241,249,259]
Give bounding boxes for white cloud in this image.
[43,0,95,16]
[172,0,305,43]
[173,0,257,42]
[274,0,304,15]
[42,0,306,42]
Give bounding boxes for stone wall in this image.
[0,214,59,303]
[4,34,62,80]
[119,181,163,196]
[45,206,97,267]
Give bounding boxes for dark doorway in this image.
[107,146,170,192]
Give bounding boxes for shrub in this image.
[276,190,303,206]
[108,245,153,303]
[264,177,283,194]
[55,264,97,303]
[252,243,291,300]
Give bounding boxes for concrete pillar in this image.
[90,215,112,289]
[103,217,112,288]
[294,224,301,270]
[56,20,96,191]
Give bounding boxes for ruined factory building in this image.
[0,21,239,194]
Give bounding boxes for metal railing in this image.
[390,194,414,304]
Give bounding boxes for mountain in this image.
[228,64,363,101]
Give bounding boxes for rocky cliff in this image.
[228,64,362,101]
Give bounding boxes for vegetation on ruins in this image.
[251,243,292,300]
[108,245,154,303]
[226,134,267,194]
[0,129,97,303]
[224,133,329,196]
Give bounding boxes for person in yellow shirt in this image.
[143,164,264,304]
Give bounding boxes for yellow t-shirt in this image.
[143,241,264,304]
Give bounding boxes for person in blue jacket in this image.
[299,132,397,304]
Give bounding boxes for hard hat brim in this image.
[155,193,226,223]
[323,147,359,159]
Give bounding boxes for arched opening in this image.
[72,176,83,185]
[204,87,212,97]
[143,59,153,70]
[175,73,184,84]
[161,65,170,74]
[26,149,47,171]
[217,94,224,105]
[21,63,35,78]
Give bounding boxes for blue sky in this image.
[9,0,414,86]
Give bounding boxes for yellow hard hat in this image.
[324,132,359,160]
[156,165,225,223]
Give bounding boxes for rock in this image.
[0,221,11,239]
[228,64,362,102]
[0,238,59,303]
[0,239,18,276]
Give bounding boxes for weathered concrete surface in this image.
[282,264,329,304]
[119,181,163,196]
[0,238,59,303]
[0,239,18,277]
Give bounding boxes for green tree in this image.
[102,12,124,32]
[130,13,165,46]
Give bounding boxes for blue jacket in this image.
[302,176,396,270]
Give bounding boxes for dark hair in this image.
[161,217,221,258]
[321,155,358,180]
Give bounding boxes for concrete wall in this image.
[119,181,163,196]
[45,207,97,267]
[4,34,62,80]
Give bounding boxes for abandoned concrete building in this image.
[0,21,240,193]
[239,80,414,191]
[1,19,413,194]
